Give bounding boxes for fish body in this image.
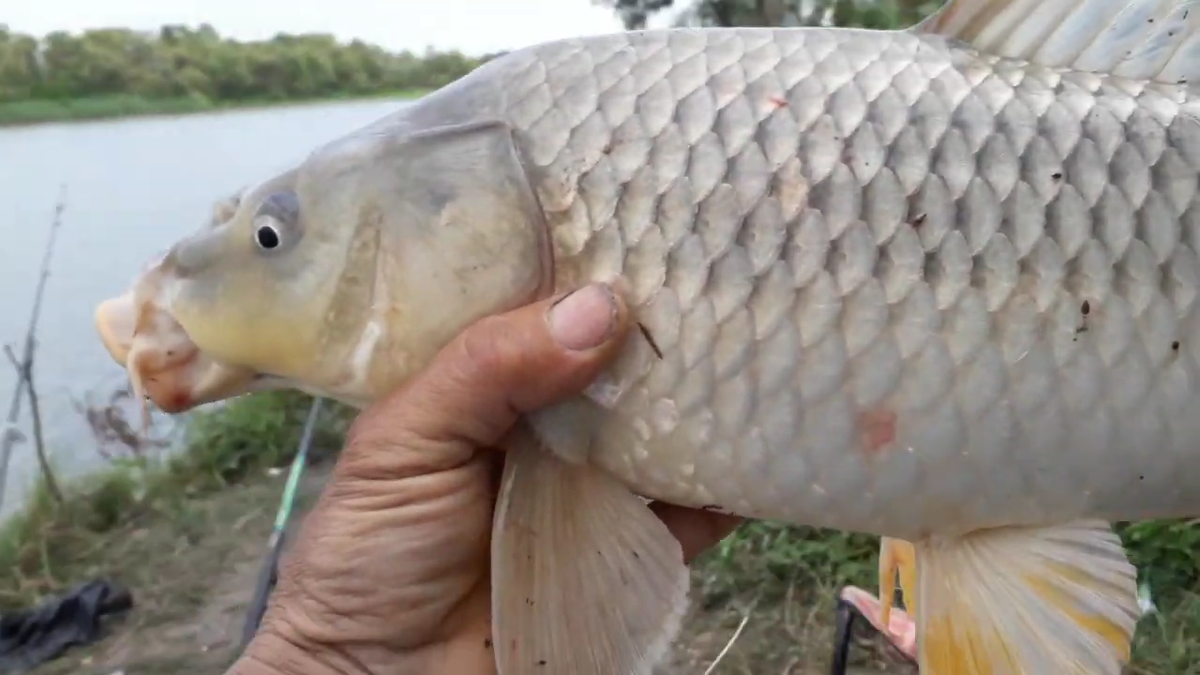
[93,0,1200,673]
[457,23,1200,540]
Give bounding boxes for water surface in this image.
[0,98,412,518]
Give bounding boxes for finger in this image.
[649,502,743,563]
[347,282,632,457]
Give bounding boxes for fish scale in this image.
[423,25,1200,539]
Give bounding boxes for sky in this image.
[5,0,681,56]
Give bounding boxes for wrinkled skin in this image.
[227,285,742,675]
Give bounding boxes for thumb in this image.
[346,282,631,456]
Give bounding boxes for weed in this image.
[0,390,352,612]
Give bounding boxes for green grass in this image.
[674,523,902,673]
[0,390,352,613]
[0,89,431,126]
[1121,519,1200,674]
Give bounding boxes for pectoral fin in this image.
[491,431,689,674]
[914,520,1139,675]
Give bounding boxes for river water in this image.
[0,97,412,518]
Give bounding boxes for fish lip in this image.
[94,288,264,414]
[95,294,137,367]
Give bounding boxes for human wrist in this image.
[227,626,453,675]
[225,630,375,675]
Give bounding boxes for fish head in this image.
[95,119,553,413]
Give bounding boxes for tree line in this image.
[0,23,490,105]
[0,3,944,108]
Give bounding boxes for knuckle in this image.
[455,314,524,384]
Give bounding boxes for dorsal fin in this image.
[913,0,1200,85]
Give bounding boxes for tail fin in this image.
[914,520,1139,675]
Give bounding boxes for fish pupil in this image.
[255,225,281,250]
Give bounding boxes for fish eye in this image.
[254,223,282,250]
[250,189,301,254]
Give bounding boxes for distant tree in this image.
[594,0,940,29]
[0,24,484,104]
[597,0,678,29]
[0,32,38,101]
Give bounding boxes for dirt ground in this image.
[32,457,910,675]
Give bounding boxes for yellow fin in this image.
[915,0,1200,84]
[915,519,1139,675]
[879,536,918,627]
[490,431,689,674]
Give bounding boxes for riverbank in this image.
[0,90,430,127]
[1,391,1198,673]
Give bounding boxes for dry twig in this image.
[704,602,756,675]
[3,345,61,503]
[0,185,68,508]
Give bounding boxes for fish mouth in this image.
[94,288,264,420]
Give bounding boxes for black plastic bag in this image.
[0,579,132,673]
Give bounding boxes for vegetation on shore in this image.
[0,391,352,615]
[595,0,942,30]
[0,23,487,125]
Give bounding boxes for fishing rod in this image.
[237,395,324,654]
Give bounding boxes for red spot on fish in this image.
[168,390,192,412]
[769,96,787,108]
[859,409,897,453]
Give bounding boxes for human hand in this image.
[228,283,743,675]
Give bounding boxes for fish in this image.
[92,0,1200,671]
